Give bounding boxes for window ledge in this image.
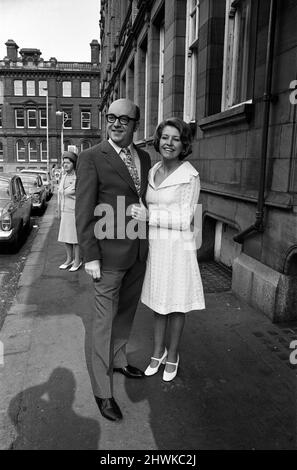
[199,102,254,132]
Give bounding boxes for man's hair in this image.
[153,117,193,159]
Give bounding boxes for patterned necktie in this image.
[121,147,141,195]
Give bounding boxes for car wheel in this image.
[40,199,47,215]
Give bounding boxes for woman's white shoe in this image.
[163,355,179,382]
[59,261,73,270]
[144,348,167,376]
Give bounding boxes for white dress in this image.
[141,161,205,315]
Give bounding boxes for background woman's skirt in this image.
[58,211,78,244]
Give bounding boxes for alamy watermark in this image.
[93,197,202,250]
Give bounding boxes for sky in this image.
[0,0,100,62]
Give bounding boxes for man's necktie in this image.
[121,147,141,195]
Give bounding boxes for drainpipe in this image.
[234,0,278,244]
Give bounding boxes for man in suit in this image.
[75,99,151,422]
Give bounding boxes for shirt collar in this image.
[108,138,133,155]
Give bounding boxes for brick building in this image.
[0,39,101,172]
[99,0,297,322]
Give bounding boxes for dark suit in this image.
[75,140,151,397]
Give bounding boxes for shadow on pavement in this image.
[8,367,100,450]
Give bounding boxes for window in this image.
[39,81,47,96]
[221,0,252,110]
[40,141,48,161]
[81,82,90,97]
[26,80,35,96]
[14,80,23,96]
[81,140,91,151]
[0,108,2,128]
[0,141,3,161]
[63,140,71,151]
[39,109,47,128]
[28,141,37,161]
[15,109,25,128]
[81,111,91,129]
[27,109,37,128]
[16,140,26,161]
[63,110,72,129]
[62,81,72,97]
[158,25,165,122]
[184,0,199,122]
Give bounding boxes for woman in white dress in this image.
[58,151,82,272]
[131,118,205,382]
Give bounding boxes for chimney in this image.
[90,39,100,64]
[5,39,19,61]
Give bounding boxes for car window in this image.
[17,178,26,197]
[0,180,10,199]
[13,179,21,201]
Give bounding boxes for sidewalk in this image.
[0,195,296,450]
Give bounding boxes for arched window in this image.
[16,139,26,161]
[0,141,3,161]
[40,141,47,162]
[28,140,37,161]
[81,140,91,152]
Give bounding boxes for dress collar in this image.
[149,161,198,189]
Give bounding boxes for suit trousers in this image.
[91,259,146,398]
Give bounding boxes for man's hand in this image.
[85,260,101,281]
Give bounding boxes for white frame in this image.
[28,140,38,162]
[15,109,25,128]
[16,140,26,161]
[63,110,72,129]
[40,141,48,162]
[38,81,47,96]
[26,80,35,96]
[221,0,251,111]
[14,80,23,96]
[81,111,91,129]
[183,0,199,122]
[158,24,165,123]
[81,81,90,97]
[62,81,72,97]
[39,109,47,128]
[27,109,37,128]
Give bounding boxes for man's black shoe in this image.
[113,364,145,378]
[95,396,123,422]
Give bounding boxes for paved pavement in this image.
[0,195,296,450]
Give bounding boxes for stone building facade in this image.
[99,0,297,322]
[0,39,101,172]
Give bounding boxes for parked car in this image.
[0,173,32,252]
[20,169,54,200]
[18,173,47,214]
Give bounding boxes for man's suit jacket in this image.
[75,140,151,269]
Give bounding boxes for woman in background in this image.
[58,151,82,272]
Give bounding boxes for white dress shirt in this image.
[108,138,141,179]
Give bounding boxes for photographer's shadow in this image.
[8,367,100,450]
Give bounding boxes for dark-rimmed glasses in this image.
[106,114,137,125]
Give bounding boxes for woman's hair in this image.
[153,117,193,160]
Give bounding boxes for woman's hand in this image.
[131,200,148,222]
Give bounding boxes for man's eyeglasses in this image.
[106,114,137,125]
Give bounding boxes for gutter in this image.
[234,0,278,244]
